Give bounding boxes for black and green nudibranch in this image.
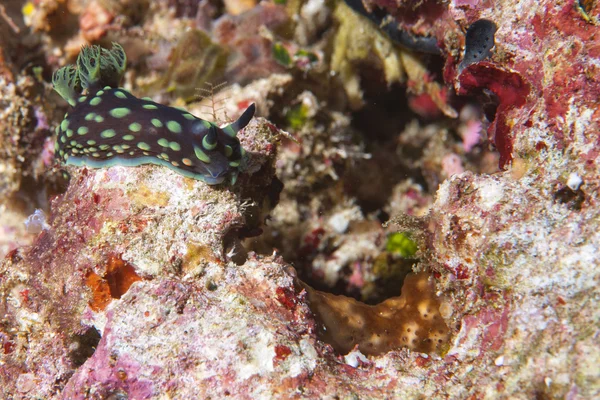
[52,42,255,185]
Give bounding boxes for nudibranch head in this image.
[458,19,498,73]
[52,42,253,185]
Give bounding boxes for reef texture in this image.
[1,0,600,399]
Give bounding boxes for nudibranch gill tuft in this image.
[52,42,255,185]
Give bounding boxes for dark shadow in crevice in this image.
[69,327,101,368]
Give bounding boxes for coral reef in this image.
[0,106,280,398]
[1,0,599,398]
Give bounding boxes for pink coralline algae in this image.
[449,0,600,169]
[362,0,600,170]
[457,62,530,168]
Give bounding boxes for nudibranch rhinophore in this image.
[52,43,255,185]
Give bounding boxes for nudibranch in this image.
[458,19,498,73]
[52,43,255,185]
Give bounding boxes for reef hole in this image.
[348,77,500,215]
[69,327,101,367]
[247,61,499,307]
[85,254,143,311]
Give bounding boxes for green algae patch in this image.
[273,43,292,67]
[386,232,418,258]
[286,103,310,130]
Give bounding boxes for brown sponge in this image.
[305,272,450,356]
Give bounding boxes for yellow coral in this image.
[22,2,35,17]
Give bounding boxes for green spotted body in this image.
[52,42,254,185]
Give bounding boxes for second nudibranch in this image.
[52,43,254,185]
